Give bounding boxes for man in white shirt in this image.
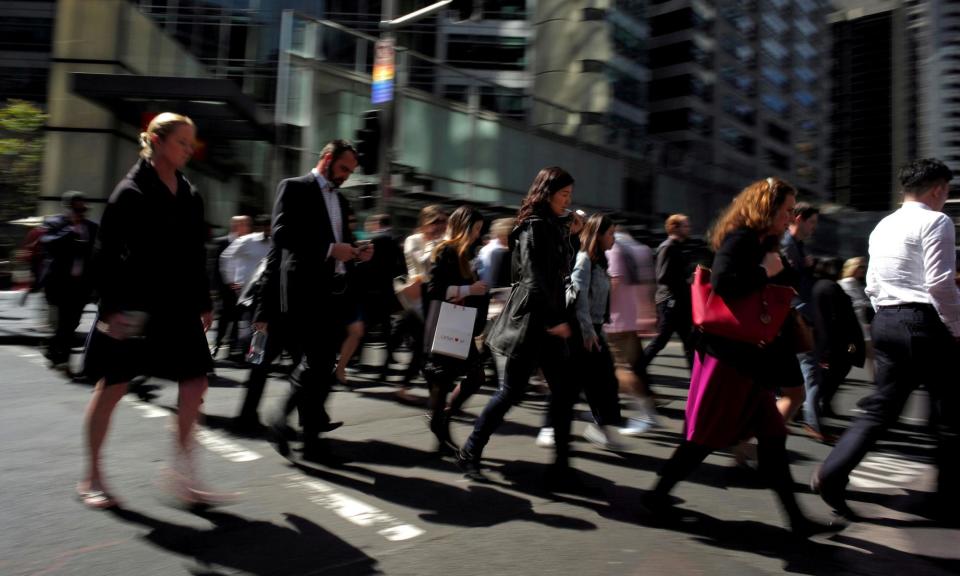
[814,158,960,525]
[220,214,272,296]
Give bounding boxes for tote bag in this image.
[424,300,477,360]
[691,266,794,347]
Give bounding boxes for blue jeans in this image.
[799,352,822,431]
[464,337,578,466]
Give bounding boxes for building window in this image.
[795,66,816,84]
[766,121,790,144]
[766,148,790,171]
[795,41,817,61]
[761,66,788,88]
[613,23,646,63]
[761,93,789,114]
[795,16,817,37]
[720,66,756,95]
[446,35,526,71]
[482,0,527,20]
[608,68,648,104]
[649,74,711,102]
[719,125,756,155]
[761,38,788,63]
[794,90,816,109]
[723,95,756,125]
[761,12,788,35]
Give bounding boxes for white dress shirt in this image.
[312,168,346,274]
[865,201,960,337]
[219,231,271,288]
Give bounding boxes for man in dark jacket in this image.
[266,139,373,462]
[642,214,694,369]
[357,214,406,347]
[809,258,865,426]
[40,191,98,369]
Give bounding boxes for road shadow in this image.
[291,439,596,531]
[636,507,960,576]
[107,507,380,576]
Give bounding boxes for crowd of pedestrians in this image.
[44,112,958,538]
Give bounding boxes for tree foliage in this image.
[0,99,47,222]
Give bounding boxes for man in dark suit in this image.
[40,191,99,369]
[268,139,373,462]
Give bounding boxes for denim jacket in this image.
[569,251,610,342]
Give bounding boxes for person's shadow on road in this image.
[108,507,380,576]
[292,439,597,532]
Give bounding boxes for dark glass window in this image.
[446,35,526,71]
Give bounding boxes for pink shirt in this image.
[604,238,657,336]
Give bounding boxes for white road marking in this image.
[122,398,261,461]
[195,429,262,462]
[849,453,931,490]
[281,473,424,542]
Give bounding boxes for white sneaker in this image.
[535,427,555,448]
[584,423,624,451]
[619,417,653,437]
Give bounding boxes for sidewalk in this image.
[0,290,54,344]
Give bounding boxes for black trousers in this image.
[385,307,425,383]
[464,337,578,467]
[642,299,694,368]
[819,306,959,508]
[213,288,240,352]
[236,316,302,425]
[276,296,345,451]
[47,289,89,364]
[543,326,621,428]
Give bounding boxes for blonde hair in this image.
[490,217,515,239]
[708,177,797,250]
[139,112,195,160]
[842,257,866,279]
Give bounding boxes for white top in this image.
[404,232,440,281]
[865,201,960,337]
[312,168,345,274]
[220,231,271,287]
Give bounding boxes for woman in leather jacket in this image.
[458,166,585,491]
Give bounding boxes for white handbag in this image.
[424,300,477,360]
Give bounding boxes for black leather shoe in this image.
[268,422,290,457]
[810,467,858,520]
[319,421,344,433]
[456,449,486,481]
[790,516,846,539]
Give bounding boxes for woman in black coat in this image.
[643,177,837,538]
[422,206,489,454]
[458,167,583,491]
[78,113,215,509]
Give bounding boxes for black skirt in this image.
[83,311,213,385]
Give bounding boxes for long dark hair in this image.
[580,213,613,267]
[434,206,484,278]
[516,167,575,225]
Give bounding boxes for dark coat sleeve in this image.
[711,228,769,300]
[253,243,280,324]
[524,219,567,328]
[192,193,213,313]
[94,184,145,315]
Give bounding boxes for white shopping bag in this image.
[424,300,477,360]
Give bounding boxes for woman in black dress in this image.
[77,112,215,508]
[458,166,583,491]
[422,206,489,454]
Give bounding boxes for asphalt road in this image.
[1,337,957,576]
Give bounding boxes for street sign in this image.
[372,38,395,104]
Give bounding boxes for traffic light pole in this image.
[376,0,396,214]
[374,0,474,214]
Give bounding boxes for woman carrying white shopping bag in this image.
[423,206,489,454]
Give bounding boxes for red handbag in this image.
[690,266,795,346]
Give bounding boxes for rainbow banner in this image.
[372,38,395,104]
